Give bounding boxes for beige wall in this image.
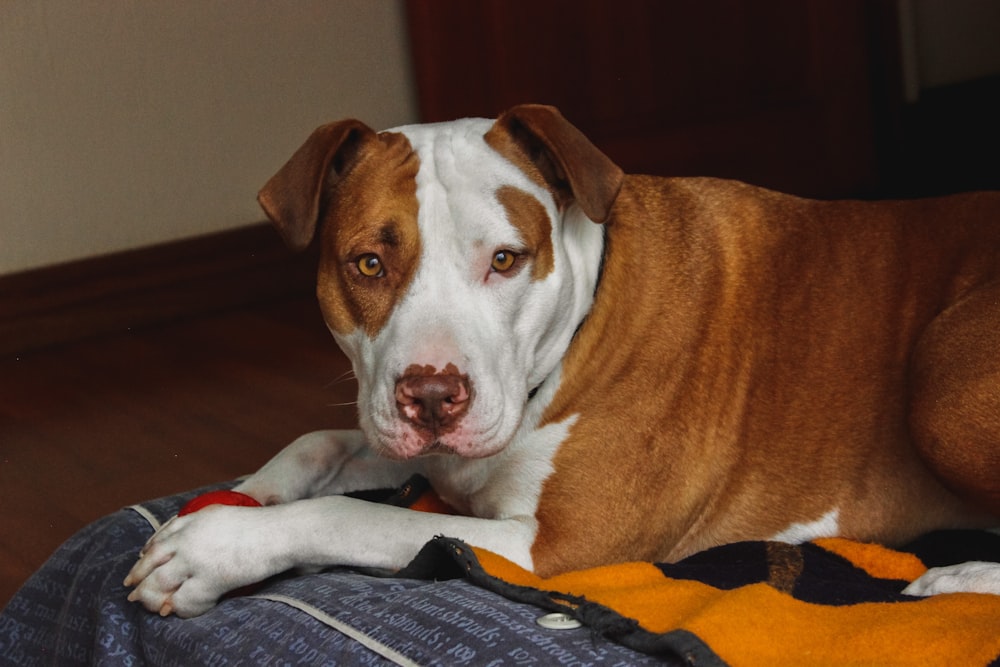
[0,1,417,275]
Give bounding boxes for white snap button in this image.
[536,612,582,630]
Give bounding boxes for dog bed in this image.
[2,482,999,666]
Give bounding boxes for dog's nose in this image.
[395,372,471,430]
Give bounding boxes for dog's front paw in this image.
[903,561,1000,596]
[124,506,280,618]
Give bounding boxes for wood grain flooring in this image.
[0,296,357,608]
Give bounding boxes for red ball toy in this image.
[178,490,262,516]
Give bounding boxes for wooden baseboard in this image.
[0,224,317,356]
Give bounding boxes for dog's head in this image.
[259,104,624,459]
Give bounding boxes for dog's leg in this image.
[894,281,1000,599]
[124,496,535,618]
[233,430,421,504]
[904,560,1000,596]
[909,281,1000,515]
[125,430,529,618]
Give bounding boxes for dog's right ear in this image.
[486,105,624,224]
[258,120,376,251]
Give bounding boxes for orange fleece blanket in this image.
[399,534,1000,666]
[383,477,1000,666]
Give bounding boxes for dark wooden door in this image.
[406,0,897,198]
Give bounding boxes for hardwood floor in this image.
[0,296,357,608]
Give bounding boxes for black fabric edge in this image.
[901,529,1000,568]
[399,537,729,666]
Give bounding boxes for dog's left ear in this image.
[486,104,625,223]
[258,119,377,251]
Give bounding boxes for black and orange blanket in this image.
[400,531,1000,666]
[379,473,1000,665]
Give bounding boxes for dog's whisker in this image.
[325,370,357,389]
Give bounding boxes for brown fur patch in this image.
[316,132,421,337]
[529,177,1000,577]
[496,186,554,280]
[484,123,551,196]
[766,542,804,594]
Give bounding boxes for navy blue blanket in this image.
[0,485,661,666]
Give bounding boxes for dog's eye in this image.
[357,254,384,277]
[491,250,517,273]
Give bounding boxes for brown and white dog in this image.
[126,104,1000,618]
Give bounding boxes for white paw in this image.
[903,561,1000,596]
[123,506,281,618]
